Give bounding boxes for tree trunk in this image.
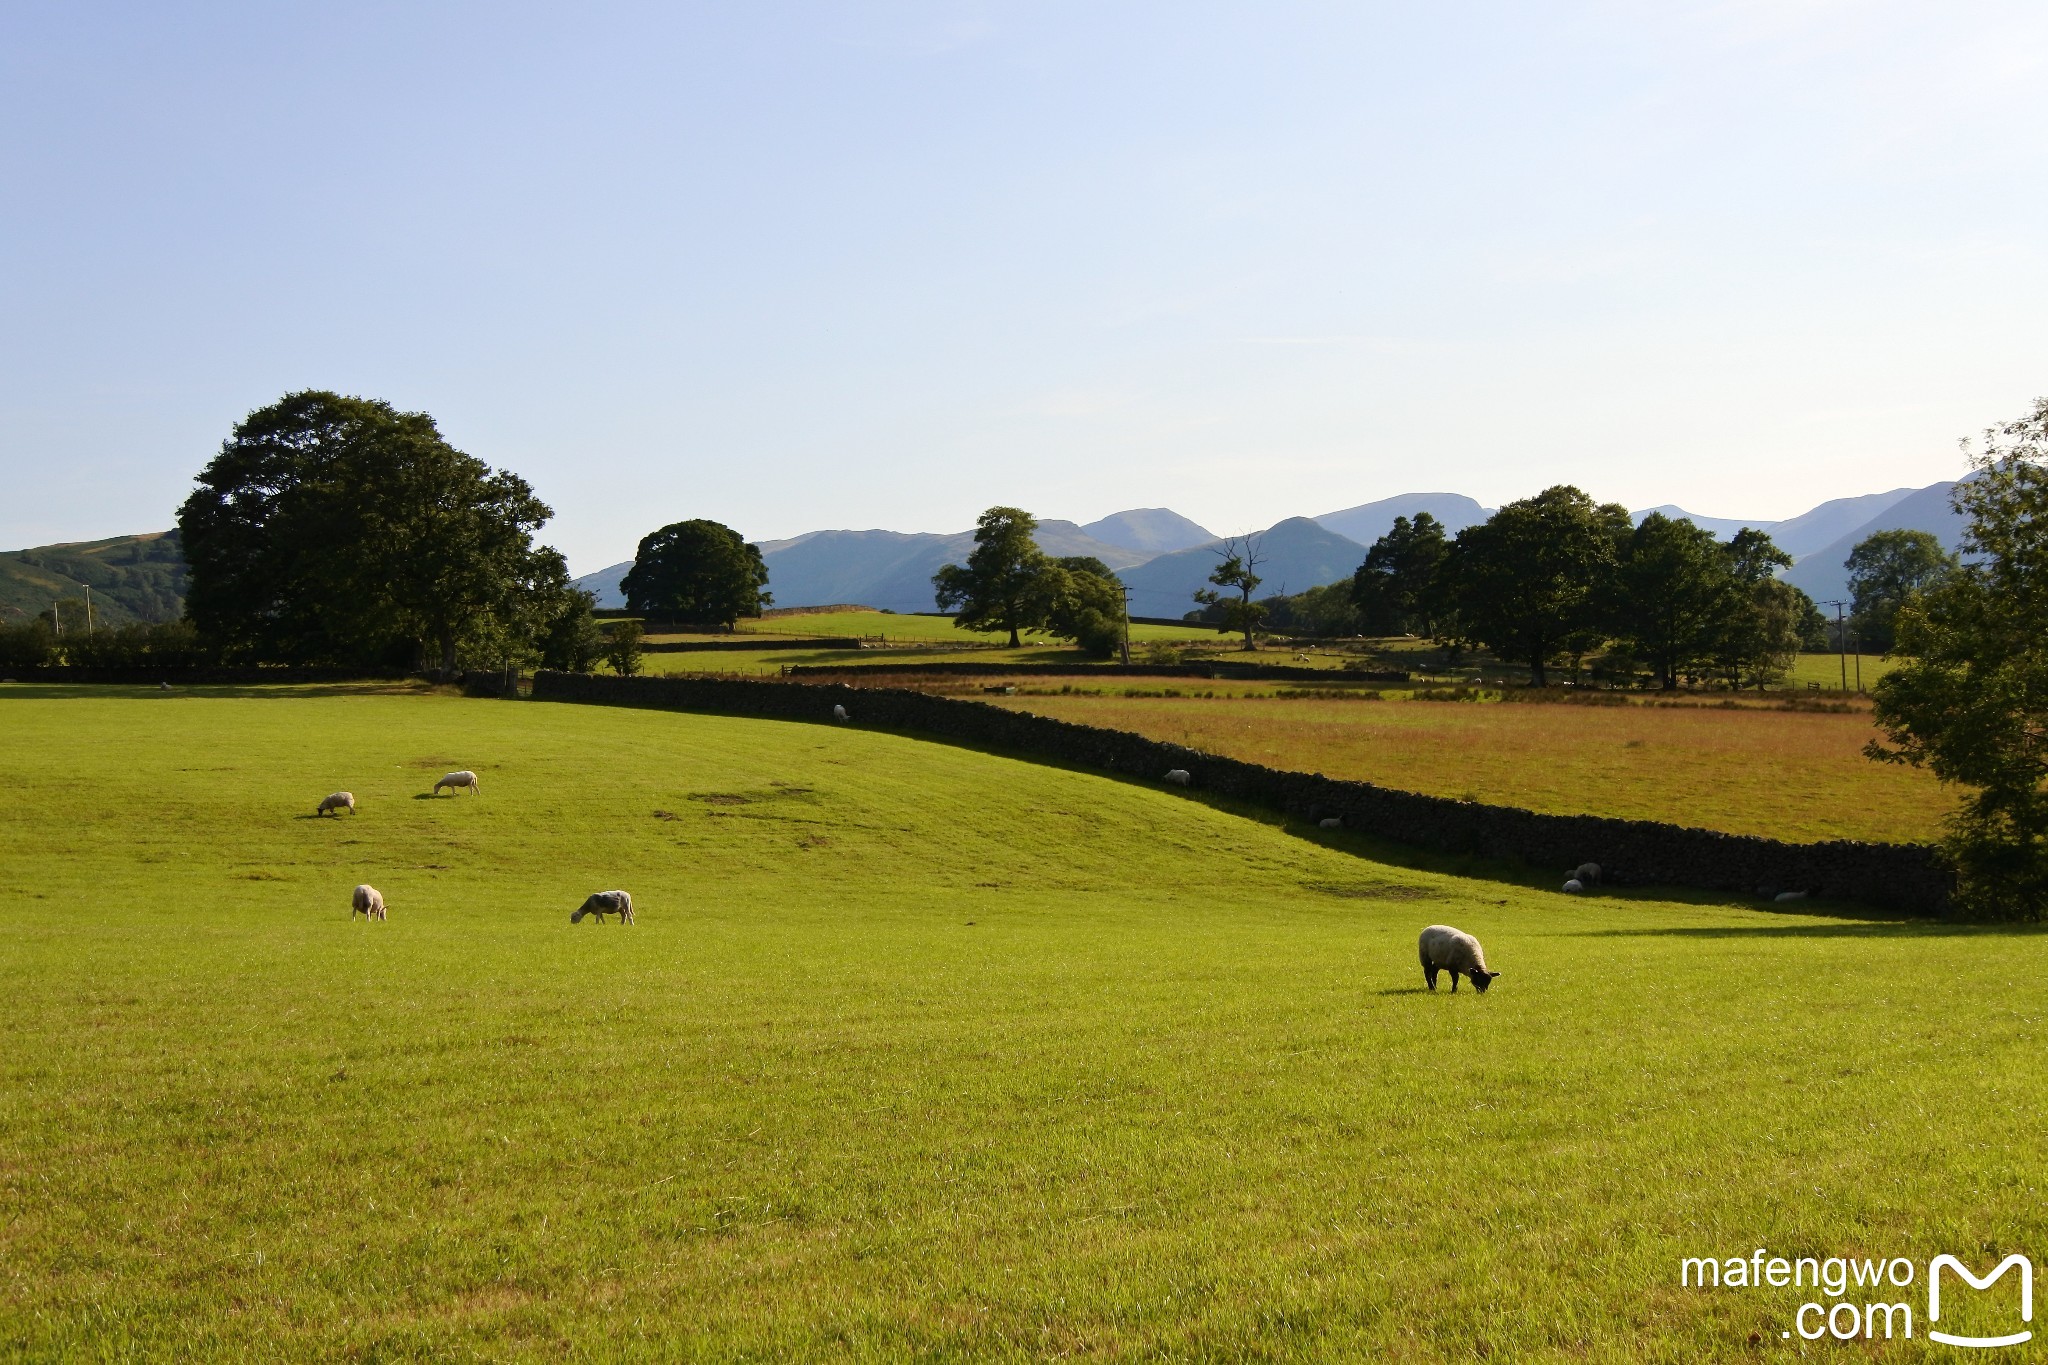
[1530,650,1547,687]
[1241,590,1254,651]
[439,632,457,678]
[1008,625,1021,648]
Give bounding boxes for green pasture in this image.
[638,644,1088,677]
[641,610,1218,646]
[0,685,2039,1360]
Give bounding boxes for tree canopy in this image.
[1870,399,2048,918]
[1846,527,1957,652]
[1044,556,1127,659]
[620,519,772,629]
[1350,513,1448,636]
[177,391,581,672]
[932,507,1062,647]
[1612,513,1739,689]
[1445,486,1630,687]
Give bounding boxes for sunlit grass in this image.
[992,691,1950,844]
[0,685,2031,1360]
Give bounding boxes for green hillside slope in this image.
[0,685,2040,1358]
[0,529,186,624]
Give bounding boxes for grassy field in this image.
[1,684,2035,1359]
[722,610,1216,644]
[638,644,1093,677]
[992,691,1952,845]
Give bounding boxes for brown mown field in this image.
[991,692,1954,845]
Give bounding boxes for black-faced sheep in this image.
[1418,924,1499,993]
[1163,768,1191,786]
[317,791,356,817]
[351,884,387,921]
[572,890,634,924]
[433,770,481,796]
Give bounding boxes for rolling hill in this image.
[0,531,188,625]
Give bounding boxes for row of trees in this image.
[1221,489,1821,688]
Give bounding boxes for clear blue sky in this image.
[5,1,2046,573]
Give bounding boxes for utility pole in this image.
[1821,600,1848,692]
[80,583,94,634]
[1120,585,1132,668]
[51,598,61,637]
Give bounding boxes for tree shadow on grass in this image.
[1573,921,2048,939]
[0,681,431,701]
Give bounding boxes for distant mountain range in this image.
[564,480,1974,616]
[6,478,1973,627]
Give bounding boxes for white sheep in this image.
[433,770,481,796]
[1163,768,1191,786]
[1774,890,1809,903]
[572,889,634,924]
[1572,862,1601,886]
[351,884,387,921]
[1319,817,1342,830]
[317,791,356,817]
[1418,924,1499,993]
[832,704,849,722]
[1562,878,1584,894]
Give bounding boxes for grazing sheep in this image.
[159,681,172,691]
[317,791,356,817]
[1572,862,1601,885]
[1562,878,1584,894]
[1418,924,1499,993]
[1294,653,1312,662]
[832,704,849,722]
[572,889,634,924]
[1319,817,1342,830]
[351,884,387,921]
[1163,768,1191,786]
[1774,889,1809,903]
[433,770,481,796]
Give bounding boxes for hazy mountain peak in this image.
[1079,508,1215,557]
[1629,506,1778,539]
[1314,493,1491,548]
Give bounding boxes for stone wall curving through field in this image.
[531,671,1955,917]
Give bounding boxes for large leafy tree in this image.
[1446,486,1629,686]
[1869,400,2048,919]
[1349,512,1448,636]
[1614,513,1738,689]
[1846,528,1957,652]
[178,391,569,672]
[1712,529,1805,688]
[931,507,1062,647]
[1044,556,1128,659]
[620,519,772,629]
